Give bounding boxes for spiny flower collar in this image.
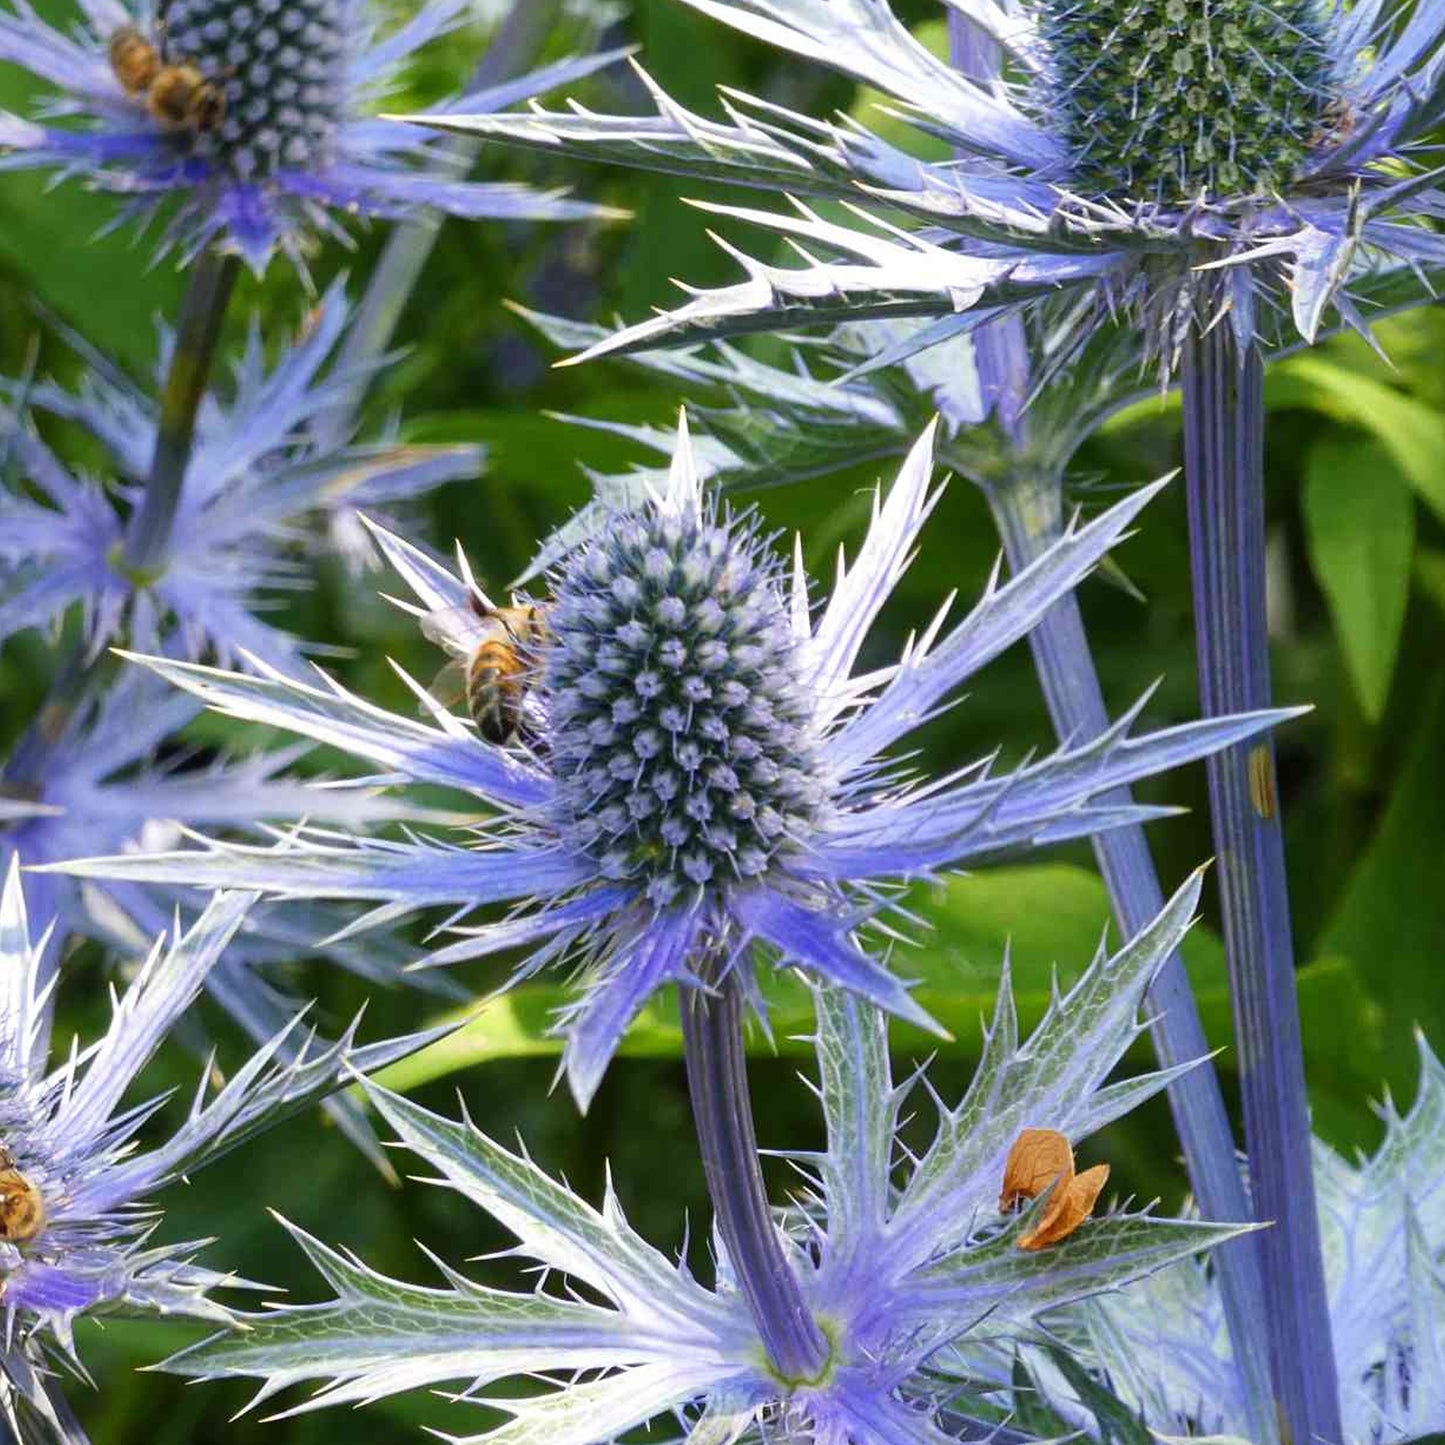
[155,873,1254,1445]
[48,416,1295,1107]
[0,861,439,1433]
[429,0,1445,371]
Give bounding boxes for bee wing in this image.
[423,660,469,714]
[420,605,490,659]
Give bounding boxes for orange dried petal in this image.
[999,1127,1074,1212]
[1017,1161,1111,1251]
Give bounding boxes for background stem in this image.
[8,250,238,822]
[123,250,240,574]
[681,966,828,1383]
[1181,322,1342,1445]
[987,473,1277,1444]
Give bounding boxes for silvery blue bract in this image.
[0,862,435,1440]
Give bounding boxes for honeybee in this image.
[107,23,225,134]
[1312,97,1358,149]
[108,25,161,93]
[146,63,225,132]
[0,1151,45,1244]
[423,593,549,746]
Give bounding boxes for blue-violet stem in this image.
[987,472,1276,1442]
[17,252,237,775]
[309,0,563,451]
[681,966,829,1383]
[124,249,240,573]
[1181,320,1342,1445]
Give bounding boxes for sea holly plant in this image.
[0,0,624,658]
[431,0,1445,369]
[156,871,1255,1445]
[43,412,1303,1430]
[48,417,1294,1109]
[0,0,1440,1432]
[0,860,440,1441]
[511,288,1285,1429]
[415,3,1445,1437]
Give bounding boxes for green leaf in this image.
[1317,681,1445,1100]
[1303,434,1415,721]
[1294,955,1390,1149]
[1414,546,1445,619]
[1035,1343,1155,1445]
[373,864,1233,1092]
[0,174,186,374]
[1269,356,1445,526]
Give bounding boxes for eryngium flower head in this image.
[1042,1033,1445,1444]
[545,481,825,908]
[435,0,1445,371]
[157,875,1252,1444]
[0,0,617,269]
[50,417,1294,1107]
[0,862,434,1438]
[0,282,481,670]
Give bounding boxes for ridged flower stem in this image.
[986,472,1276,1444]
[10,250,237,818]
[124,249,240,573]
[309,0,564,451]
[1181,321,1342,1445]
[681,963,828,1384]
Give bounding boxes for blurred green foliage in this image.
[0,0,1443,1438]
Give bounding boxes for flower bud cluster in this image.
[546,501,823,909]
[1041,0,1333,199]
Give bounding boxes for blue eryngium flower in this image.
[50,418,1294,1107]
[0,282,480,669]
[0,0,618,269]
[1047,1035,1445,1444]
[157,873,1250,1444]
[435,0,1445,368]
[0,862,434,1439]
